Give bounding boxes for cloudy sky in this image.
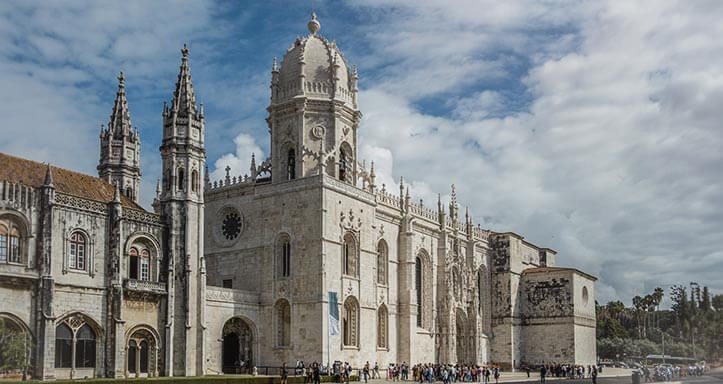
[1,0,721,306]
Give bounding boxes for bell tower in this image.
[267,13,362,183]
[98,72,142,202]
[159,44,206,377]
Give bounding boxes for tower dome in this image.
[272,12,358,109]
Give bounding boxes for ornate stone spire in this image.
[108,71,133,138]
[43,163,54,187]
[171,43,197,116]
[98,71,141,203]
[308,12,320,34]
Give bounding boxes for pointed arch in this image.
[376,239,388,285]
[274,299,291,347]
[276,233,292,278]
[342,296,359,347]
[342,232,358,277]
[377,304,388,349]
[338,141,353,183]
[54,312,102,370]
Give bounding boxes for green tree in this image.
[0,318,31,372]
[713,294,723,312]
[701,286,711,312]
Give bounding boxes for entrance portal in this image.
[222,317,253,374]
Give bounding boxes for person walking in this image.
[374,362,380,379]
[591,366,598,384]
[313,363,321,384]
[540,365,547,384]
[281,363,289,384]
[493,367,499,384]
[364,361,371,383]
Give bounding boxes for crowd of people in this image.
[285,359,709,384]
[638,364,706,382]
[537,364,599,383]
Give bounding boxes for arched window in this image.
[287,149,296,180]
[177,168,185,191]
[343,296,359,347]
[75,324,96,368]
[69,232,87,271]
[55,317,98,370]
[0,217,24,264]
[191,170,199,192]
[55,323,73,368]
[277,235,291,278]
[415,256,423,327]
[342,233,357,277]
[129,247,139,280]
[275,299,291,347]
[128,243,154,281]
[338,148,348,182]
[126,187,133,200]
[377,304,388,349]
[140,249,150,281]
[377,240,388,285]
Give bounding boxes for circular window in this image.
[222,212,242,240]
[582,286,589,305]
[214,206,244,247]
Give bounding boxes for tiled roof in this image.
[0,152,144,210]
[523,266,597,281]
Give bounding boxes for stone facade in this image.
[0,13,596,381]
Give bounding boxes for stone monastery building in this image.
[0,14,596,380]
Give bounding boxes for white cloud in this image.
[351,0,723,304]
[209,133,264,184]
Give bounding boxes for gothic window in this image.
[415,256,423,327]
[54,317,97,369]
[55,323,73,368]
[377,304,388,349]
[376,240,388,285]
[128,243,154,281]
[343,296,359,347]
[0,217,24,264]
[287,149,296,180]
[177,168,185,191]
[69,232,87,271]
[275,299,291,347]
[277,234,291,278]
[191,170,199,192]
[342,233,358,277]
[75,324,96,368]
[126,187,133,200]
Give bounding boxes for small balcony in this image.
[123,279,167,297]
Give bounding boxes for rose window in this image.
[222,212,242,240]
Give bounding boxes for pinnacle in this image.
[171,43,197,116]
[108,71,132,137]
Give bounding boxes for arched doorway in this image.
[222,318,253,374]
[125,326,158,378]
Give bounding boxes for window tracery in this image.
[377,240,387,285]
[343,296,359,347]
[342,232,358,277]
[377,304,388,349]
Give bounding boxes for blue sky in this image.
[1,1,722,306]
